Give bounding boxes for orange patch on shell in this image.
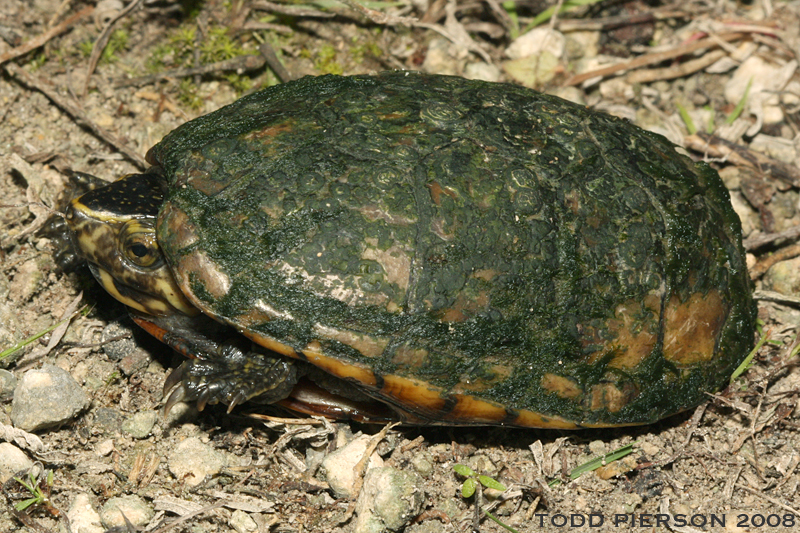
[541,373,582,400]
[312,324,389,358]
[245,329,584,428]
[663,290,726,366]
[603,293,661,370]
[245,121,295,140]
[589,382,635,413]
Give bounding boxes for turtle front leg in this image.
[131,313,299,414]
[163,344,298,413]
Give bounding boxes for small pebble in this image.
[100,495,154,529]
[11,365,88,432]
[354,466,424,533]
[321,434,384,498]
[93,407,123,433]
[0,442,34,483]
[588,440,607,456]
[505,28,566,60]
[122,410,159,439]
[168,436,228,487]
[94,439,115,457]
[0,369,17,401]
[230,509,258,533]
[68,493,104,533]
[763,256,800,295]
[464,62,501,82]
[410,450,434,477]
[101,321,139,361]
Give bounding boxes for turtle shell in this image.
[146,71,754,428]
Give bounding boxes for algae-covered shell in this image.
[125,72,754,427]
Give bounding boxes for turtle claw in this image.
[162,347,300,414]
[196,387,214,412]
[163,363,187,397]
[164,382,188,416]
[227,390,249,413]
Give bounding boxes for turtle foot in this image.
[163,343,298,415]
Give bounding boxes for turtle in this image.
[62,71,755,429]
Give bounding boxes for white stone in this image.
[68,493,104,533]
[320,434,384,498]
[464,62,501,82]
[729,192,759,237]
[566,31,599,60]
[750,134,798,165]
[354,467,424,533]
[168,436,228,487]
[100,495,154,529]
[0,443,33,484]
[599,78,634,102]
[505,28,566,60]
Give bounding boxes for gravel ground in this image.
[1,0,799,532]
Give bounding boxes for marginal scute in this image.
[301,340,379,388]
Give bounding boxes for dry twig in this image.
[749,243,800,279]
[735,484,800,518]
[251,1,335,18]
[744,225,800,251]
[555,9,688,31]
[625,49,727,83]
[82,0,143,97]
[0,6,94,66]
[563,32,743,86]
[115,54,269,88]
[685,133,800,188]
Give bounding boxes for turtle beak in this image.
[86,262,198,316]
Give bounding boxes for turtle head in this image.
[64,170,199,317]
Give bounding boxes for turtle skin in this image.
[67,71,755,428]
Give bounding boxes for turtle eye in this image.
[129,243,149,258]
[120,222,161,268]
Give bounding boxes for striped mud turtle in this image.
[64,71,755,428]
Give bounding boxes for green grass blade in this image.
[484,509,522,533]
[548,442,637,487]
[675,102,696,135]
[730,330,769,383]
[725,78,752,125]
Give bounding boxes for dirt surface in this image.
[1,0,799,532]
